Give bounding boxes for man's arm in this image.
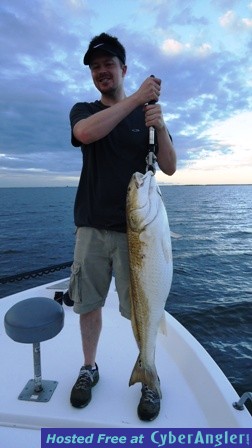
[156,125,176,175]
[145,103,176,176]
[73,77,161,145]
[73,96,140,145]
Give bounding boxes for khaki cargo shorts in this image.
[69,227,131,319]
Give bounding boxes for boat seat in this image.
[4,297,64,402]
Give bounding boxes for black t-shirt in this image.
[70,100,152,232]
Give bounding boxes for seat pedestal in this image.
[4,296,64,403]
[19,378,58,402]
[18,342,58,402]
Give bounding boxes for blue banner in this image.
[41,428,252,448]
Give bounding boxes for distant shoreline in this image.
[1,184,251,189]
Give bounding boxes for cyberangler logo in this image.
[150,430,250,448]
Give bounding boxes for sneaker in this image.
[137,384,160,421]
[70,364,99,408]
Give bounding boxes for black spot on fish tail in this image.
[129,354,162,398]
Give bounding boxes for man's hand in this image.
[144,103,165,131]
[135,76,161,105]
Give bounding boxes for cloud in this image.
[0,0,251,186]
[200,111,252,151]
[219,9,252,30]
[241,17,252,28]
[161,39,212,57]
[161,39,186,56]
[165,111,252,185]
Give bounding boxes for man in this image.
[69,32,176,421]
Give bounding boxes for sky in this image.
[0,0,252,187]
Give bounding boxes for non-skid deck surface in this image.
[0,279,250,441]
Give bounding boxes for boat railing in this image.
[233,391,252,411]
[0,261,72,285]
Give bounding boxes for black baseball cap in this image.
[83,41,126,65]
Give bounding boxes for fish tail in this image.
[129,354,162,398]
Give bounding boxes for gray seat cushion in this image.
[4,297,64,343]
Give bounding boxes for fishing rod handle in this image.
[148,74,156,105]
[148,75,156,144]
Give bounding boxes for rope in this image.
[0,261,72,285]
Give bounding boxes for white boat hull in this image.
[0,278,251,447]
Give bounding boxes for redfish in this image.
[126,171,173,397]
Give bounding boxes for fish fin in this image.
[162,233,172,264]
[139,228,150,243]
[170,231,182,239]
[129,355,162,398]
[158,312,168,336]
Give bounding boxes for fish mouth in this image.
[133,171,154,189]
[134,172,144,188]
[127,173,152,208]
[126,171,160,231]
[127,172,154,211]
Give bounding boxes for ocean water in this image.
[0,185,251,414]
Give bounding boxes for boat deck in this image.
[0,278,251,446]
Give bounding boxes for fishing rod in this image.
[146,74,157,174]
